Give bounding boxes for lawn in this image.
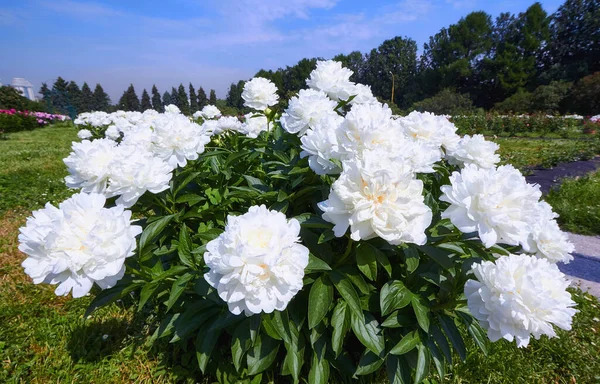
[1,125,599,383]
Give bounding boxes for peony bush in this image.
[19,60,577,383]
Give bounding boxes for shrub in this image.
[0,111,39,132]
[532,81,571,114]
[571,72,600,115]
[451,114,585,137]
[493,90,533,114]
[411,89,476,116]
[18,61,578,384]
[0,86,46,112]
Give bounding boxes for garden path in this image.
[522,158,600,297]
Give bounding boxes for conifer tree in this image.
[177,83,190,115]
[209,89,217,105]
[197,87,208,108]
[51,77,70,114]
[119,84,140,111]
[141,89,152,111]
[162,91,171,107]
[189,83,198,113]
[81,82,94,112]
[170,87,179,106]
[151,85,163,112]
[92,84,111,112]
[66,81,83,113]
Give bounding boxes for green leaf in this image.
[389,330,420,355]
[354,350,384,376]
[308,276,333,329]
[138,281,159,310]
[403,247,420,273]
[331,301,350,357]
[356,243,378,281]
[430,324,452,364]
[196,320,222,373]
[294,214,333,229]
[84,277,141,317]
[329,271,363,319]
[139,214,176,251]
[425,335,446,380]
[382,312,415,328]
[418,245,454,269]
[231,317,260,371]
[317,230,335,244]
[246,334,280,375]
[305,253,332,273]
[411,297,430,331]
[173,171,202,196]
[350,311,385,355]
[457,311,488,355]
[178,224,195,268]
[375,250,393,278]
[166,272,194,311]
[308,350,330,384]
[438,314,466,361]
[414,343,430,384]
[380,281,412,316]
[386,355,411,384]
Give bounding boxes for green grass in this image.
[493,137,600,173]
[0,123,77,214]
[546,171,600,235]
[1,125,599,383]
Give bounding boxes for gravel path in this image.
[560,233,600,297]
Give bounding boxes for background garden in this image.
[0,0,599,383]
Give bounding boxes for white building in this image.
[10,78,37,101]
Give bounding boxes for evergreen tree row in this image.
[117,83,217,114]
[39,77,111,116]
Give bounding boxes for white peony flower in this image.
[105,125,121,140]
[306,60,355,101]
[77,129,92,140]
[348,83,378,105]
[396,111,460,152]
[19,192,142,298]
[164,104,181,114]
[465,254,576,348]
[240,113,269,138]
[318,150,432,245]
[446,134,500,169]
[440,164,542,248]
[105,145,173,207]
[203,205,309,316]
[199,105,222,120]
[150,114,210,168]
[64,139,118,194]
[214,116,243,135]
[280,89,338,135]
[242,78,279,111]
[300,114,343,175]
[526,202,574,264]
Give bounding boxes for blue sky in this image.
[0,0,563,102]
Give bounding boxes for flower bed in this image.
[18,61,578,383]
[451,113,595,137]
[0,109,69,134]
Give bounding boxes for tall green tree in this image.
[39,83,50,104]
[364,36,418,108]
[333,51,366,83]
[51,77,71,114]
[544,0,600,82]
[226,80,245,109]
[177,84,190,115]
[80,82,94,112]
[197,87,208,108]
[151,85,163,112]
[209,89,217,105]
[118,84,140,111]
[170,87,179,106]
[92,84,111,112]
[189,83,198,113]
[66,81,82,113]
[162,91,171,107]
[141,89,152,111]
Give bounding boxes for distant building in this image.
[10,78,37,101]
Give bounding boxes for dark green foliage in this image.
[493,90,533,113]
[531,81,571,113]
[226,81,245,109]
[197,87,208,109]
[333,51,366,83]
[0,113,39,133]
[571,72,600,115]
[177,84,190,115]
[189,83,198,113]
[170,87,179,106]
[92,84,111,112]
[66,81,82,114]
[162,91,171,107]
[209,89,217,105]
[80,83,93,112]
[364,36,418,108]
[141,89,152,111]
[0,86,45,111]
[411,89,476,115]
[152,85,163,112]
[118,84,140,111]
